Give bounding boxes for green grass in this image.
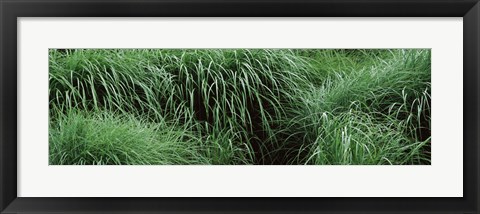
[49,49,431,165]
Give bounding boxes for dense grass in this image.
[49,49,431,165]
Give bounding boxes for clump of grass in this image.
[281,49,431,164]
[49,110,211,165]
[284,103,430,165]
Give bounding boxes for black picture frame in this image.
[1,0,479,213]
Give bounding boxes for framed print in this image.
[1,0,479,213]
